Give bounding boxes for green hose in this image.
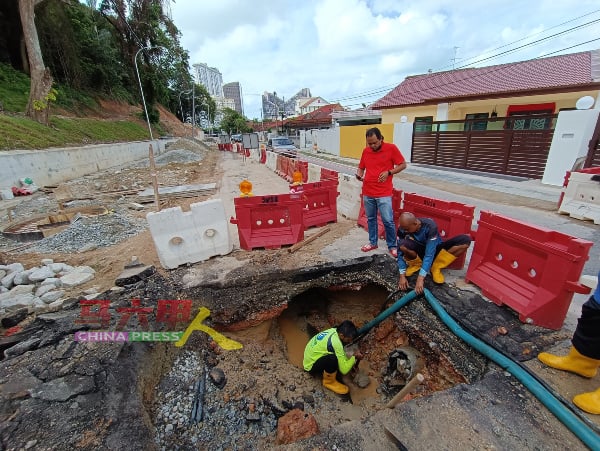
[356,288,600,450]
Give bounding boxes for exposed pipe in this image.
[355,288,600,450]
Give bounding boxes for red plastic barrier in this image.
[400,193,475,270]
[286,158,297,182]
[260,147,267,164]
[296,161,308,182]
[465,211,593,330]
[298,180,339,228]
[320,168,338,181]
[279,157,289,178]
[230,194,305,250]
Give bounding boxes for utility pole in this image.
[191,81,195,139]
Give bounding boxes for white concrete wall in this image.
[542,109,600,186]
[315,128,340,156]
[393,120,414,163]
[0,140,167,189]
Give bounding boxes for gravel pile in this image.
[128,148,205,169]
[20,210,147,254]
[153,351,278,451]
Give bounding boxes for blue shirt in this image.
[397,217,442,277]
[594,270,600,304]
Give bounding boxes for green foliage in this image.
[0,114,151,150]
[220,108,252,135]
[0,63,30,112]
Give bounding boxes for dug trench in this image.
[0,254,572,450]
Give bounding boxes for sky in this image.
[170,0,600,120]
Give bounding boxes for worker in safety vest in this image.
[538,270,600,415]
[303,320,361,395]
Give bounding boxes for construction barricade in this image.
[558,168,600,224]
[266,151,277,170]
[337,173,362,220]
[296,160,309,183]
[401,192,475,270]
[320,168,338,181]
[308,163,321,182]
[465,211,593,330]
[298,180,339,228]
[230,194,305,250]
[147,199,232,269]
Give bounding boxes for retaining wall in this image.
[0,140,168,189]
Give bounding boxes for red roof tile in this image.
[372,50,599,109]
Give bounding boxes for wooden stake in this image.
[288,226,331,253]
[148,143,160,211]
[385,373,425,409]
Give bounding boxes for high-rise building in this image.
[263,88,312,120]
[193,63,223,97]
[223,82,244,115]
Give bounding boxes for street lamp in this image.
[133,44,165,212]
[134,45,165,140]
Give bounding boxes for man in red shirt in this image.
[356,127,407,257]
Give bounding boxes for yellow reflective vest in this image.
[303,327,356,375]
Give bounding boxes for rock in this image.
[1,308,28,328]
[5,263,24,274]
[41,277,63,288]
[83,287,100,295]
[35,284,56,297]
[124,256,144,269]
[13,269,32,285]
[1,271,17,289]
[353,369,371,388]
[28,266,56,282]
[41,258,54,266]
[0,285,36,310]
[0,269,6,280]
[115,265,155,287]
[128,202,146,211]
[49,263,67,274]
[4,337,42,358]
[60,270,95,288]
[209,367,226,389]
[40,290,65,304]
[30,374,96,402]
[302,392,315,405]
[24,440,37,450]
[276,409,319,445]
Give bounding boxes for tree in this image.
[18,0,54,124]
[220,108,251,135]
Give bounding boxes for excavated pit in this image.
[148,256,496,449]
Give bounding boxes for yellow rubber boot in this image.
[538,346,600,378]
[430,250,456,284]
[405,256,422,277]
[573,387,600,415]
[322,371,349,395]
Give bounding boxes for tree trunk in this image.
[18,0,53,124]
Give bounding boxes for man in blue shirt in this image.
[396,212,471,294]
[538,271,600,414]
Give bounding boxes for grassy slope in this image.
[0,63,170,151]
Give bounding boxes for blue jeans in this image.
[363,195,397,249]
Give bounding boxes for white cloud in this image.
[170,0,600,118]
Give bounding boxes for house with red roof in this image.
[285,103,345,131]
[372,50,600,130]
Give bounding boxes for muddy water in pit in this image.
[277,284,387,406]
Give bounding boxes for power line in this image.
[328,10,600,106]
[437,8,600,71]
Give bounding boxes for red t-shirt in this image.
[358,141,405,197]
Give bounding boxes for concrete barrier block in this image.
[266,151,277,170]
[308,163,321,183]
[337,173,362,220]
[558,171,600,224]
[147,199,232,269]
